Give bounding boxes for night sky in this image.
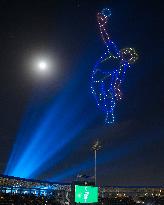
[0,0,163,186]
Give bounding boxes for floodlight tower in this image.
[92,140,102,186]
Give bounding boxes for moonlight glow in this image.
[34,59,51,77]
[38,61,48,71]
[28,55,57,79]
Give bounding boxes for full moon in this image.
[27,54,57,80]
[38,61,48,71]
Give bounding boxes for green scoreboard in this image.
[75,185,98,203]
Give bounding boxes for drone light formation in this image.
[91,8,138,124]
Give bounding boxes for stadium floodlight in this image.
[92,139,102,185]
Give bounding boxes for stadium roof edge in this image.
[1,175,163,188]
[0,174,70,185]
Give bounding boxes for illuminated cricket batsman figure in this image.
[84,187,89,202]
[91,8,138,124]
